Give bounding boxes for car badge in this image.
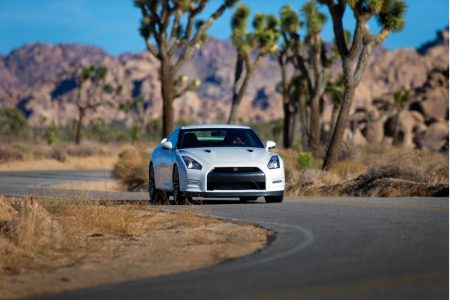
[233,167,238,172]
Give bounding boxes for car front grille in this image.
[206,167,265,191]
[210,167,261,173]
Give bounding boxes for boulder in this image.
[418,121,449,151]
[391,110,421,148]
[362,119,385,143]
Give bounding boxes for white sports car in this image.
[148,124,285,204]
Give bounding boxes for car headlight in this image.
[182,156,202,170]
[267,155,280,169]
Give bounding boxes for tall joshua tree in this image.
[277,3,334,150]
[319,0,406,170]
[74,65,122,144]
[228,5,279,124]
[135,0,237,138]
[299,1,333,153]
[277,5,301,149]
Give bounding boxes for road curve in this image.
[0,170,448,300]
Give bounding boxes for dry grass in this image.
[112,145,151,190]
[49,180,124,191]
[277,144,448,197]
[0,195,268,299]
[0,141,125,171]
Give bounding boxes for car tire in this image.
[265,193,284,203]
[239,196,258,202]
[148,163,159,205]
[173,166,191,205]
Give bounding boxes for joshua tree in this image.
[319,0,406,170]
[73,65,122,144]
[228,5,279,124]
[277,3,334,150]
[277,5,301,149]
[134,0,237,138]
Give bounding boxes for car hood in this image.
[177,147,271,165]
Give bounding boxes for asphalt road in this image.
[0,170,448,300]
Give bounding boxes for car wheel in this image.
[173,167,191,205]
[239,196,258,202]
[265,193,284,203]
[148,164,159,205]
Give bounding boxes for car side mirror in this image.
[162,141,173,150]
[266,140,276,150]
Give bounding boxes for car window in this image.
[178,128,264,149]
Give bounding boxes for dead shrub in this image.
[67,143,101,157]
[0,147,25,163]
[50,147,67,162]
[112,148,148,189]
[333,159,367,180]
[281,143,448,196]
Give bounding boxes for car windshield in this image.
[178,128,264,149]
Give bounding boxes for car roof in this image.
[179,124,251,130]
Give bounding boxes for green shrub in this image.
[0,107,28,136]
[45,124,58,145]
[297,152,313,170]
[131,124,142,142]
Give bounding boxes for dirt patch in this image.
[0,196,268,299]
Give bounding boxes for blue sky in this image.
[0,0,448,55]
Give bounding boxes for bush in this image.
[67,144,99,157]
[45,124,58,145]
[0,147,25,162]
[0,107,28,136]
[112,148,148,189]
[50,147,67,162]
[297,152,313,170]
[131,124,142,142]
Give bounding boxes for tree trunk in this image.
[75,108,85,145]
[283,103,292,148]
[289,102,298,146]
[227,71,252,124]
[331,101,340,133]
[298,94,309,152]
[309,93,321,153]
[160,60,175,138]
[322,84,356,170]
[279,57,293,149]
[228,54,245,124]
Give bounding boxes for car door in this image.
[160,129,179,190]
[153,144,165,189]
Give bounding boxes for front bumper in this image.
[177,159,285,198]
[184,190,284,198]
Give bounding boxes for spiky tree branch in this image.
[227,5,279,124]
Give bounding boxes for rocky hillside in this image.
[0,28,448,149]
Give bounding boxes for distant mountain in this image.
[0,29,448,149]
